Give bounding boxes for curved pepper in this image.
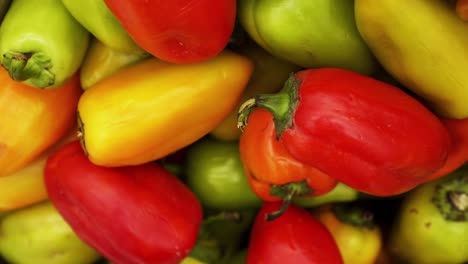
[246,202,343,263]
[0,67,81,177]
[80,38,149,90]
[0,0,89,88]
[427,117,468,181]
[45,141,203,264]
[210,41,301,141]
[0,127,77,212]
[388,165,468,264]
[0,201,101,264]
[313,204,383,264]
[240,109,337,220]
[78,50,253,167]
[103,0,236,63]
[238,68,451,196]
[61,0,145,55]
[237,0,377,75]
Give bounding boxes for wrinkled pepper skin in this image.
[45,141,203,264]
[185,138,262,210]
[239,68,451,196]
[103,0,236,63]
[210,42,301,141]
[313,204,383,264]
[388,165,468,264]
[0,201,101,264]
[78,50,253,167]
[79,38,149,90]
[238,0,377,75]
[240,109,338,203]
[246,202,343,264]
[0,68,81,177]
[427,117,468,181]
[60,0,145,55]
[0,0,89,88]
[0,127,77,212]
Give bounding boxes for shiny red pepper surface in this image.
[45,141,203,264]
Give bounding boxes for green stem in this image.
[2,51,55,88]
[266,180,314,221]
[332,203,375,229]
[432,171,468,222]
[237,73,301,139]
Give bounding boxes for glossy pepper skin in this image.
[0,0,89,88]
[45,141,203,264]
[185,137,262,210]
[388,165,468,264]
[0,67,81,177]
[246,202,343,264]
[79,38,149,90]
[240,109,337,220]
[313,204,382,264]
[78,50,253,167]
[103,0,236,63]
[60,0,145,55]
[239,68,451,196]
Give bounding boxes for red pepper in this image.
[44,141,203,264]
[427,117,468,181]
[239,108,337,220]
[103,0,236,63]
[246,202,343,264]
[238,68,451,196]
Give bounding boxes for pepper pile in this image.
[0,1,467,264]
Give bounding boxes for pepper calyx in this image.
[332,203,376,229]
[265,180,314,221]
[2,51,55,88]
[432,170,468,222]
[237,73,301,139]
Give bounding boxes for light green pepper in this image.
[0,0,90,88]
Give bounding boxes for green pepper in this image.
[388,165,468,264]
[60,0,145,55]
[0,201,101,264]
[0,0,90,88]
[293,182,360,208]
[80,38,149,90]
[237,0,377,75]
[185,137,262,210]
[0,0,10,21]
[226,249,248,264]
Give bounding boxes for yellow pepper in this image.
[210,42,301,141]
[80,37,149,90]
[0,127,77,212]
[78,50,254,167]
[313,204,382,264]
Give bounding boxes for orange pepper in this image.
[0,127,78,212]
[0,67,81,177]
[78,50,253,167]
[456,0,468,21]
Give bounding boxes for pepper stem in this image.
[332,203,375,229]
[2,51,55,88]
[266,180,314,221]
[237,73,301,139]
[432,169,468,222]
